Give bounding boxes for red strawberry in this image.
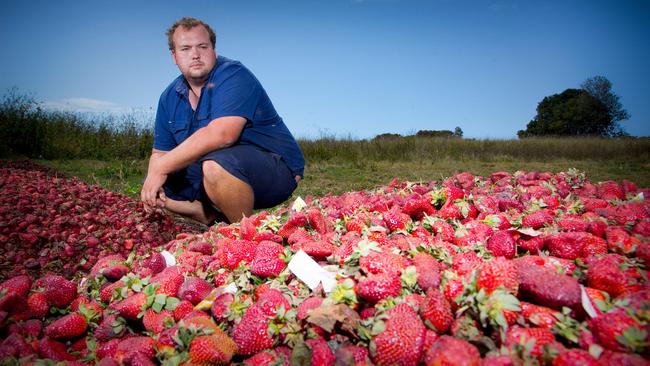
[277,212,308,238]
[142,308,174,333]
[440,200,477,221]
[487,230,517,258]
[605,226,639,254]
[308,208,333,234]
[44,312,88,340]
[297,296,323,320]
[0,275,31,297]
[520,301,559,329]
[36,274,77,308]
[101,264,130,282]
[301,240,336,259]
[232,304,275,356]
[239,215,258,241]
[178,276,213,305]
[545,232,606,260]
[504,326,555,357]
[586,253,643,298]
[251,241,287,278]
[22,318,43,338]
[423,335,481,366]
[382,209,411,232]
[514,258,581,311]
[521,209,554,229]
[188,241,213,255]
[590,308,648,353]
[150,266,184,297]
[99,280,125,303]
[306,338,336,366]
[371,303,426,366]
[0,333,33,358]
[173,299,195,321]
[357,273,401,303]
[597,350,649,366]
[597,180,625,200]
[557,217,590,232]
[95,314,126,342]
[552,349,598,366]
[476,257,519,295]
[110,292,148,320]
[412,252,442,291]
[142,252,166,274]
[360,251,407,277]
[27,291,49,318]
[587,219,608,237]
[39,337,75,361]
[114,336,155,364]
[189,332,238,365]
[217,239,256,270]
[420,288,453,334]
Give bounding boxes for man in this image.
[141,17,304,224]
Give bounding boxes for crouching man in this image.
[141,17,304,224]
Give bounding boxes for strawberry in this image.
[357,273,401,303]
[251,240,287,278]
[188,241,214,255]
[38,337,75,361]
[301,240,336,259]
[371,303,426,366]
[420,288,453,334]
[142,308,174,333]
[412,252,442,291]
[0,333,33,359]
[22,318,43,338]
[35,274,77,308]
[557,217,590,232]
[423,335,481,366]
[402,194,436,220]
[173,299,195,321]
[597,180,625,200]
[552,349,598,366]
[440,200,477,221]
[514,258,581,311]
[504,325,555,357]
[486,230,517,258]
[101,264,130,282]
[520,301,559,329]
[239,215,258,241]
[306,338,336,366]
[232,304,275,356]
[150,266,184,297]
[96,339,120,360]
[178,276,213,305]
[476,257,519,295]
[27,291,49,318]
[544,232,606,260]
[297,296,324,320]
[382,209,411,232]
[0,275,31,297]
[217,239,256,270]
[142,252,166,274]
[189,333,238,365]
[360,251,407,277]
[308,207,333,234]
[587,219,608,237]
[590,308,648,353]
[44,312,88,340]
[277,212,308,238]
[521,209,554,229]
[110,292,148,320]
[605,226,639,254]
[114,336,156,364]
[95,314,126,342]
[586,253,643,298]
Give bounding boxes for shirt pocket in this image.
[170,120,190,144]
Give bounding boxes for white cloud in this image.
[42,97,129,113]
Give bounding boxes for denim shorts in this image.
[163,144,298,209]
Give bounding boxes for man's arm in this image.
[140,116,247,209]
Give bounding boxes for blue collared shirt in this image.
[153,55,305,177]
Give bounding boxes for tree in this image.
[518,76,629,138]
[453,126,463,138]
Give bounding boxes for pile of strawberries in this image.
[1,164,649,365]
[0,160,200,279]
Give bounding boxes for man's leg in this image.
[201,160,254,223]
[162,198,218,225]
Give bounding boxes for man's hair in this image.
[166,17,216,51]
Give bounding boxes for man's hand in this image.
[141,151,168,213]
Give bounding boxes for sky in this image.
[1,0,648,139]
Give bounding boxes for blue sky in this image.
[1,0,648,139]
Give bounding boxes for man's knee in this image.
[201,160,227,186]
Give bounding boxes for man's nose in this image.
[190,47,200,58]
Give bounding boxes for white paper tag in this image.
[580,285,599,319]
[160,250,176,267]
[222,282,237,294]
[292,197,308,212]
[288,250,337,293]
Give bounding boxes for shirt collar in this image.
[173,56,220,96]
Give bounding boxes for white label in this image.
[288,250,337,293]
[160,250,176,267]
[292,197,308,212]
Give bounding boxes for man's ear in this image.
[170,50,178,66]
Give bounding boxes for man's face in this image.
[171,25,216,85]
